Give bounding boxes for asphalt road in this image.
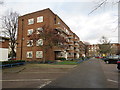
[2,58,119,89]
[43,58,119,88]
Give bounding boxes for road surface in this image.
[43,58,119,88]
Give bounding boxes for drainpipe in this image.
[21,19,24,60]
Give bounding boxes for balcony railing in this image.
[68,34,73,39]
[68,42,74,45]
[75,49,79,52]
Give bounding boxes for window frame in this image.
[27,40,33,47]
[36,27,43,34]
[37,16,43,23]
[36,51,43,58]
[36,39,43,46]
[26,51,33,58]
[28,18,34,25]
[27,29,33,35]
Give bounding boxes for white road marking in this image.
[20,72,68,73]
[38,81,52,88]
[107,79,118,83]
[1,79,53,82]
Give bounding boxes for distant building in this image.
[16,8,81,61]
[79,41,86,57]
[87,44,100,57]
[0,36,9,61]
[87,43,120,56]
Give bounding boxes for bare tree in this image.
[29,25,67,63]
[0,0,4,5]
[89,0,119,15]
[98,36,112,56]
[1,11,19,58]
[83,41,90,57]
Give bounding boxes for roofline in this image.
[19,8,52,18]
[18,8,80,39]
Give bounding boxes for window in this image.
[27,40,33,47]
[37,16,43,23]
[26,51,33,58]
[58,21,60,24]
[36,27,43,34]
[28,29,33,35]
[36,39,43,46]
[36,51,43,58]
[28,18,34,25]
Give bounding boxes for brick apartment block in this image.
[87,43,120,56]
[16,8,81,61]
[0,36,9,48]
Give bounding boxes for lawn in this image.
[25,63,77,68]
[52,60,82,65]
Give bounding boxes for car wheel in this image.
[106,61,109,64]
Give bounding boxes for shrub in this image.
[56,57,66,61]
[1,60,25,65]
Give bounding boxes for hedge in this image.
[0,60,25,65]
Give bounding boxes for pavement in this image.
[2,64,77,89]
[43,58,119,88]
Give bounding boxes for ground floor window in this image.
[36,51,43,58]
[26,51,33,58]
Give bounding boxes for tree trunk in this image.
[42,47,46,63]
[11,47,16,59]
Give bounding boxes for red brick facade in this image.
[0,36,9,48]
[16,8,81,61]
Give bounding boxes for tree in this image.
[29,25,67,63]
[89,0,119,15]
[1,11,19,58]
[0,0,4,5]
[98,36,112,56]
[83,41,90,57]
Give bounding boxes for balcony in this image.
[68,42,74,45]
[68,35,73,39]
[74,39,79,42]
[76,48,79,51]
[67,49,74,53]
[53,46,64,51]
[74,43,79,47]
[75,49,79,52]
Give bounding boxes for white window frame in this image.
[27,40,33,47]
[36,39,43,46]
[26,51,33,58]
[37,16,43,23]
[58,21,60,24]
[36,51,43,58]
[27,29,33,35]
[28,18,34,25]
[36,27,43,34]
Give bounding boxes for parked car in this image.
[104,55,120,64]
[95,56,103,59]
[117,60,120,70]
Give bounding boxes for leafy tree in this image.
[1,11,19,58]
[29,25,67,63]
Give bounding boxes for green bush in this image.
[1,60,25,65]
[56,57,66,61]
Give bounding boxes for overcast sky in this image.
[0,0,118,44]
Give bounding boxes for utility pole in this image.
[118,0,120,44]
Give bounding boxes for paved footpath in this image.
[43,59,113,88]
